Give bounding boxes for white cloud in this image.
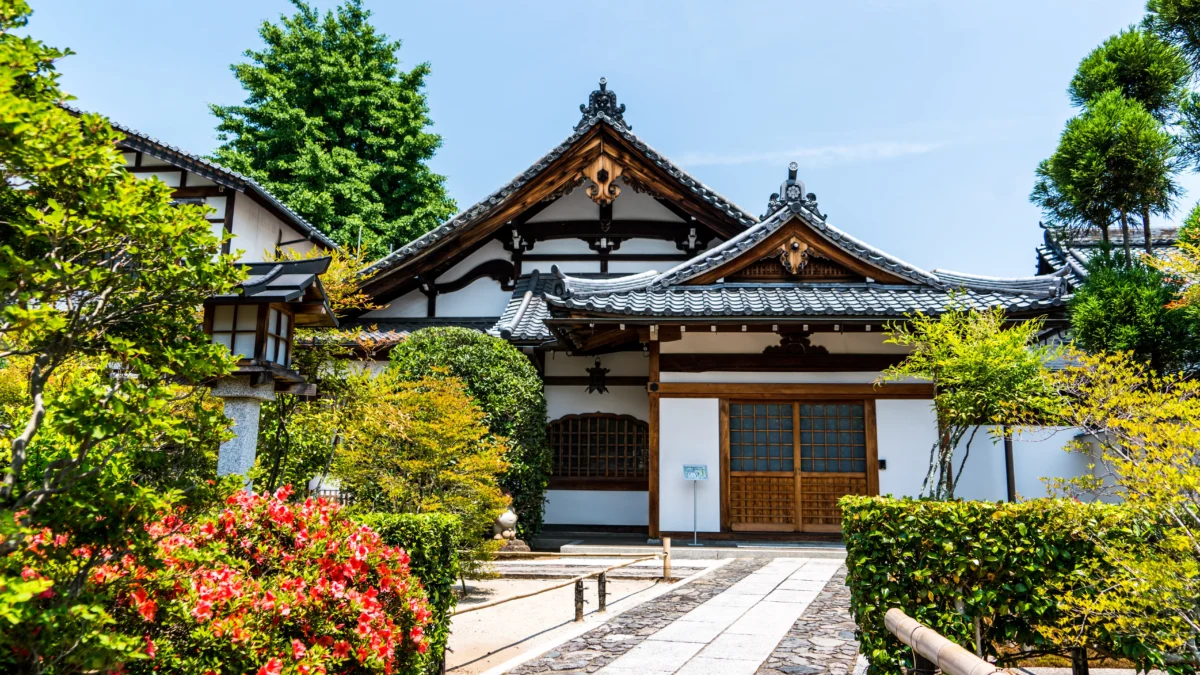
[676,140,945,168]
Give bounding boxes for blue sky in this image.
[34,0,1192,276]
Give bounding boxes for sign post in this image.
[682,464,708,546]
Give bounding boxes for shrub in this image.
[335,370,508,567]
[840,497,1179,675]
[388,327,551,539]
[1070,246,1200,375]
[69,486,431,675]
[356,512,461,672]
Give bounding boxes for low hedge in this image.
[356,512,462,673]
[840,497,1166,674]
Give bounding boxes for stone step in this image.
[558,544,847,560]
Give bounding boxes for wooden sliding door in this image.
[721,398,878,533]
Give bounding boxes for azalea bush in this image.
[7,486,435,674]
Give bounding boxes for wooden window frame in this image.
[547,413,650,491]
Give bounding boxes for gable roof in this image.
[63,104,339,251]
[360,80,759,292]
[544,195,1070,322]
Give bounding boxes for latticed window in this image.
[729,403,795,471]
[548,414,649,487]
[799,403,867,473]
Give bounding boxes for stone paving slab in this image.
[506,559,767,674]
[756,567,859,675]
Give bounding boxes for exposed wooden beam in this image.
[648,340,661,539]
[660,353,905,373]
[653,382,933,399]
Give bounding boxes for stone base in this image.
[499,538,531,553]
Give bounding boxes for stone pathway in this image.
[506,559,766,674]
[757,568,859,675]
[503,558,858,675]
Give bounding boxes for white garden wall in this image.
[543,490,648,526]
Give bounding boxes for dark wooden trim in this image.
[127,165,186,174]
[655,382,933,399]
[661,353,905,373]
[222,191,237,255]
[134,151,142,168]
[719,399,730,531]
[173,186,226,198]
[521,253,691,262]
[544,376,648,387]
[648,341,660,539]
[547,478,649,491]
[517,219,697,242]
[864,398,879,496]
[434,259,516,293]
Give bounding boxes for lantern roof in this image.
[206,257,339,328]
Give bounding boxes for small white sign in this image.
[683,464,708,481]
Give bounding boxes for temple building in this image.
[348,80,1091,538]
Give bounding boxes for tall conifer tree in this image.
[211,0,455,257]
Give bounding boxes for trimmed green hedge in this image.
[357,512,462,673]
[841,497,1163,674]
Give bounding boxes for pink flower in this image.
[257,658,283,675]
[292,638,307,660]
[144,635,156,659]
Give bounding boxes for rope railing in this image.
[885,609,1008,675]
[453,537,672,621]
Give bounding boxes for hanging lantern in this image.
[586,357,609,394]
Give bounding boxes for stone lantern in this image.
[202,257,338,482]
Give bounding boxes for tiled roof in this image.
[208,258,338,328]
[62,104,340,251]
[932,267,1069,298]
[546,284,1066,319]
[363,104,758,279]
[1036,226,1179,287]
[492,272,558,343]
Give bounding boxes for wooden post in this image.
[662,537,672,581]
[597,572,607,612]
[1072,648,1089,675]
[574,579,585,622]
[648,339,660,539]
[912,652,938,675]
[1003,426,1016,503]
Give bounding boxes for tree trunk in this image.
[1119,210,1132,264]
[1099,221,1110,245]
[1142,206,1153,255]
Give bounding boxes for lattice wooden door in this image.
[725,400,875,533]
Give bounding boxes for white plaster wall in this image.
[659,398,721,532]
[363,289,427,319]
[607,261,671,274]
[810,333,911,354]
[616,239,688,255]
[437,240,509,285]
[544,490,648,526]
[545,351,648,376]
[527,239,594,255]
[205,195,227,219]
[661,332,781,354]
[875,399,939,497]
[545,386,648,421]
[611,186,684,222]
[229,194,314,262]
[527,187,597,222]
[434,278,512,317]
[874,400,1092,500]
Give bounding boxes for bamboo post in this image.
[662,536,671,581]
[597,572,607,612]
[574,579,585,622]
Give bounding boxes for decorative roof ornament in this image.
[763,162,825,220]
[576,78,629,130]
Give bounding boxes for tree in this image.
[1146,0,1200,70]
[1031,90,1179,261]
[1068,28,1190,251]
[1069,27,1191,123]
[0,0,250,668]
[1070,246,1200,375]
[1178,200,1200,245]
[1043,349,1200,668]
[388,328,551,539]
[210,0,455,257]
[879,305,1059,500]
[335,370,509,564]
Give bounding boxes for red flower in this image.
[332,641,351,659]
[291,638,307,660]
[144,635,156,659]
[257,658,283,675]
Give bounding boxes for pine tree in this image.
[1068,27,1189,251]
[1031,91,1179,262]
[210,0,455,257]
